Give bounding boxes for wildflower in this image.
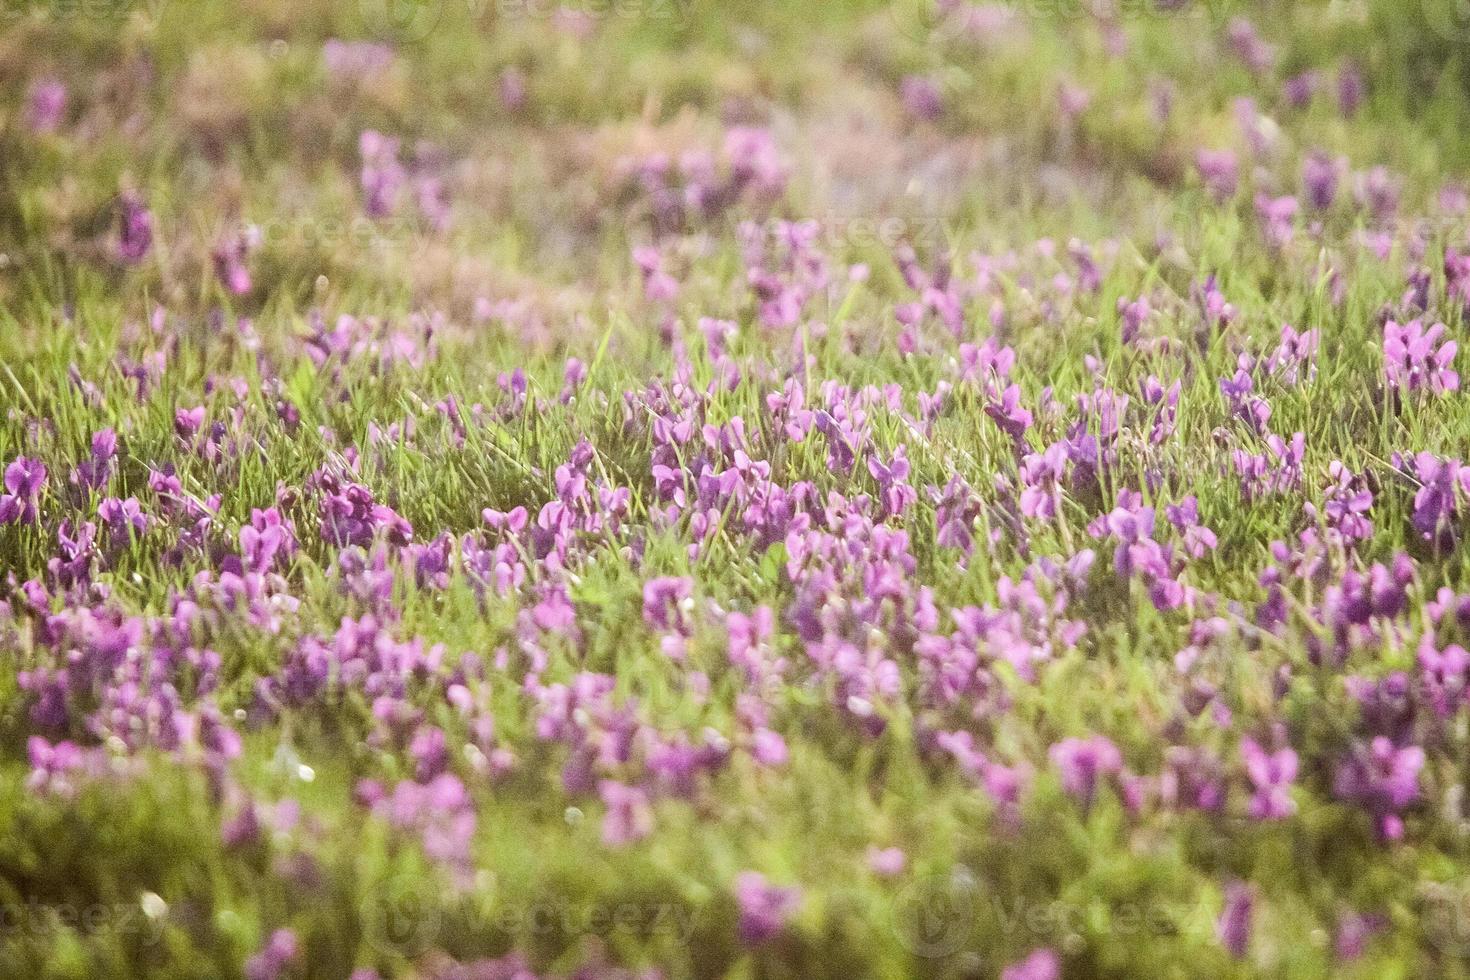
[244,929,299,980]
[734,872,801,945]
[899,75,943,120]
[359,130,406,218]
[1333,737,1424,840]
[643,576,694,634]
[117,191,154,264]
[1050,736,1123,810]
[213,225,262,296]
[1255,193,1298,251]
[866,846,906,877]
[0,457,47,525]
[1284,70,1319,109]
[1406,453,1468,546]
[1196,148,1239,202]
[26,78,67,133]
[1241,738,1297,820]
[1305,151,1346,211]
[1217,882,1255,959]
[599,780,654,846]
[1383,320,1458,395]
[1002,949,1060,980]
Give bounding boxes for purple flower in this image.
[1217,881,1254,959]
[1057,82,1091,119]
[499,67,528,112]
[1383,319,1458,395]
[1241,738,1297,820]
[26,78,67,134]
[599,780,654,846]
[72,428,118,491]
[642,576,693,634]
[1284,70,1320,109]
[734,872,801,945]
[900,75,944,120]
[213,225,261,296]
[1165,496,1217,559]
[1002,949,1060,980]
[1337,63,1364,117]
[1307,461,1374,543]
[117,191,154,264]
[360,130,406,218]
[1227,18,1275,73]
[244,928,299,980]
[1333,736,1424,840]
[866,846,905,877]
[1406,453,1469,545]
[1254,194,1298,251]
[0,457,47,525]
[985,384,1033,444]
[1334,910,1382,961]
[97,496,150,549]
[1196,148,1239,202]
[322,39,395,79]
[1050,735,1122,810]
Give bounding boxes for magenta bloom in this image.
[116,191,154,264]
[1333,736,1424,840]
[642,576,694,633]
[244,928,299,980]
[1405,453,1469,545]
[1383,320,1458,395]
[1002,949,1060,980]
[27,78,67,133]
[1302,152,1344,211]
[213,225,261,296]
[1241,738,1297,820]
[599,780,654,846]
[866,846,906,877]
[0,457,47,525]
[734,871,801,945]
[359,130,406,218]
[1217,881,1255,959]
[1050,736,1122,810]
[900,75,944,120]
[1254,194,1298,251]
[1195,149,1239,202]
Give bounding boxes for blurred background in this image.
[3,0,1469,342]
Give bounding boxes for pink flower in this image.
[734,872,801,945]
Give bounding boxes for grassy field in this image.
[4,0,1470,977]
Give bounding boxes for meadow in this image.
[4,0,1470,976]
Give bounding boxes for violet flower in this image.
[734,872,801,945]
[1217,881,1254,959]
[1050,735,1122,810]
